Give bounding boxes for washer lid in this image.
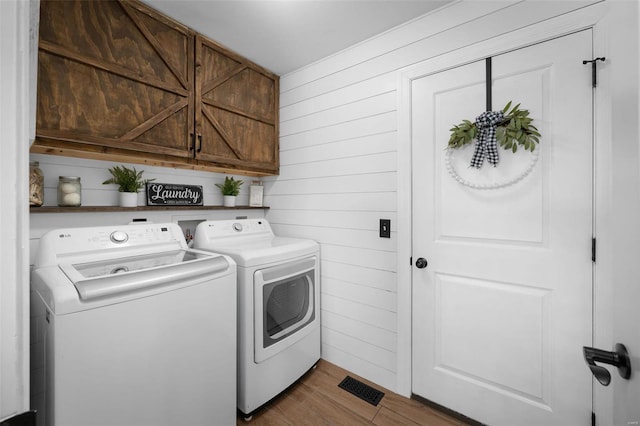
[59,249,229,301]
[200,236,319,267]
[68,250,206,278]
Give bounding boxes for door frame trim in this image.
[397,0,614,419]
[1,0,32,419]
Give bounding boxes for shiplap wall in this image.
[265,0,598,392]
[30,154,254,209]
[29,153,265,266]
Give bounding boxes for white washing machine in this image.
[31,223,237,426]
[193,219,320,418]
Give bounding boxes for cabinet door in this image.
[195,35,279,174]
[36,0,194,158]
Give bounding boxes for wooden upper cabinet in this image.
[195,36,279,174]
[34,0,279,176]
[36,0,194,158]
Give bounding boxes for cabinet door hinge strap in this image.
[592,238,596,262]
[592,411,596,426]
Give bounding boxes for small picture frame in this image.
[249,181,264,207]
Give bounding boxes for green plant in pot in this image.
[215,176,243,207]
[102,165,155,207]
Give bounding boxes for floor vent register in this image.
[337,376,385,406]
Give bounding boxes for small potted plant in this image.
[102,165,155,207]
[215,176,243,207]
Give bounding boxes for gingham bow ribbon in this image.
[470,110,504,168]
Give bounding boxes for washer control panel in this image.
[34,223,190,268]
[51,224,181,253]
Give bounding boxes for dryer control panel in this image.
[198,219,274,238]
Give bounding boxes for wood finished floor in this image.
[236,360,469,426]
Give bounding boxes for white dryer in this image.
[31,223,237,426]
[193,219,320,418]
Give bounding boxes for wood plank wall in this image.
[30,154,251,209]
[264,0,598,392]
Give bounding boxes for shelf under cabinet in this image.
[30,205,268,213]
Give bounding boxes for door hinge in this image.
[592,238,596,262]
[582,57,605,88]
[592,411,596,426]
[410,256,413,266]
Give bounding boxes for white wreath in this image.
[444,145,539,190]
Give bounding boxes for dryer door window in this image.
[254,256,318,363]
[264,272,314,344]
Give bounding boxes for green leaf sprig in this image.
[448,119,477,149]
[102,165,154,193]
[215,176,244,196]
[448,101,541,153]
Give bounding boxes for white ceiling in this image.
[142,0,450,76]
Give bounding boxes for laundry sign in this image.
[146,183,203,206]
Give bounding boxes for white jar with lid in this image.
[57,176,82,207]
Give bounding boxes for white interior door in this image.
[411,30,593,425]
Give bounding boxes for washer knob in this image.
[110,231,129,243]
[232,223,243,232]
